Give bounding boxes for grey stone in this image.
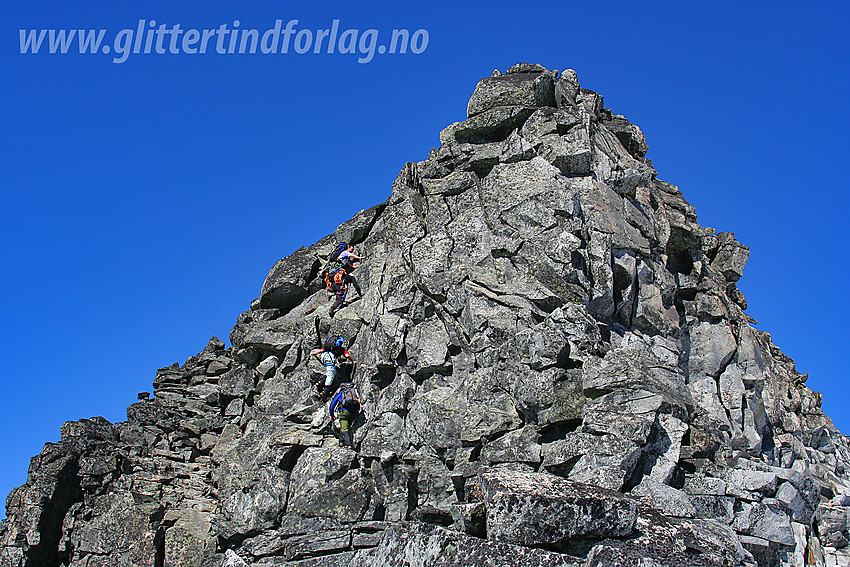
[689,376,731,431]
[687,321,737,380]
[519,107,584,146]
[581,335,693,412]
[406,374,522,448]
[508,366,585,429]
[223,549,249,566]
[467,70,555,117]
[419,170,477,196]
[207,360,230,376]
[286,447,373,522]
[506,63,549,74]
[632,479,696,518]
[542,431,641,490]
[256,355,279,378]
[224,398,244,417]
[776,481,815,524]
[711,232,750,282]
[63,491,158,566]
[501,130,535,163]
[817,503,849,548]
[578,180,651,253]
[591,124,655,194]
[333,203,384,245]
[643,413,688,484]
[683,476,728,496]
[255,366,314,416]
[612,248,638,326]
[219,366,255,398]
[404,317,449,375]
[414,455,457,513]
[732,500,795,546]
[690,495,735,523]
[359,411,406,458]
[825,546,850,567]
[479,469,637,546]
[632,260,680,335]
[555,69,580,108]
[164,509,216,567]
[721,468,779,499]
[577,88,604,116]
[365,523,583,567]
[537,127,592,176]
[603,114,648,158]
[446,106,537,144]
[480,426,541,465]
[259,241,328,312]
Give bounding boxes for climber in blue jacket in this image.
[329,382,361,448]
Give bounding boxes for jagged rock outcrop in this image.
[2,64,849,567]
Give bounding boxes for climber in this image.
[321,242,349,294]
[322,246,363,317]
[329,381,361,448]
[338,244,365,273]
[321,242,348,281]
[332,244,364,298]
[310,335,355,400]
[328,267,349,318]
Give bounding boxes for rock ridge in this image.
[1,63,848,567]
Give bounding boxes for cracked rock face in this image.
[2,64,849,567]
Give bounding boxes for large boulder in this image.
[467,69,556,117]
[478,469,638,546]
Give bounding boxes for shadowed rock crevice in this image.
[27,456,83,567]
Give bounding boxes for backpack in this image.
[326,267,347,293]
[329,242,348,263]
[324,335,343,352]
[323,264,347,291]
[337,382,360,412]
[321,242,348,288]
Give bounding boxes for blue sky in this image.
[1,1,848,513]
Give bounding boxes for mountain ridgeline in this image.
[1,63,848,567]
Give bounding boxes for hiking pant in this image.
[323,364,336,387]
[342,274,362,296]
[338,409,356,433]
[330,289,347,315]
[338,409,357,447]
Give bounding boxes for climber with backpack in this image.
[321,242,348,284]
[328,268,349,318]
[338,244,365,274]
[309,335,355,400]
[336,243,364,296]
[329,381,361,448]
[322,243,364,317]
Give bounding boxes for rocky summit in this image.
[1,63,848,567]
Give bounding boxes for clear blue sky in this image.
[1,1,848,514]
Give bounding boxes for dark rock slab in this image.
[478,468,637,546]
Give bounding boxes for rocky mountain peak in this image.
[1,64,848,567]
